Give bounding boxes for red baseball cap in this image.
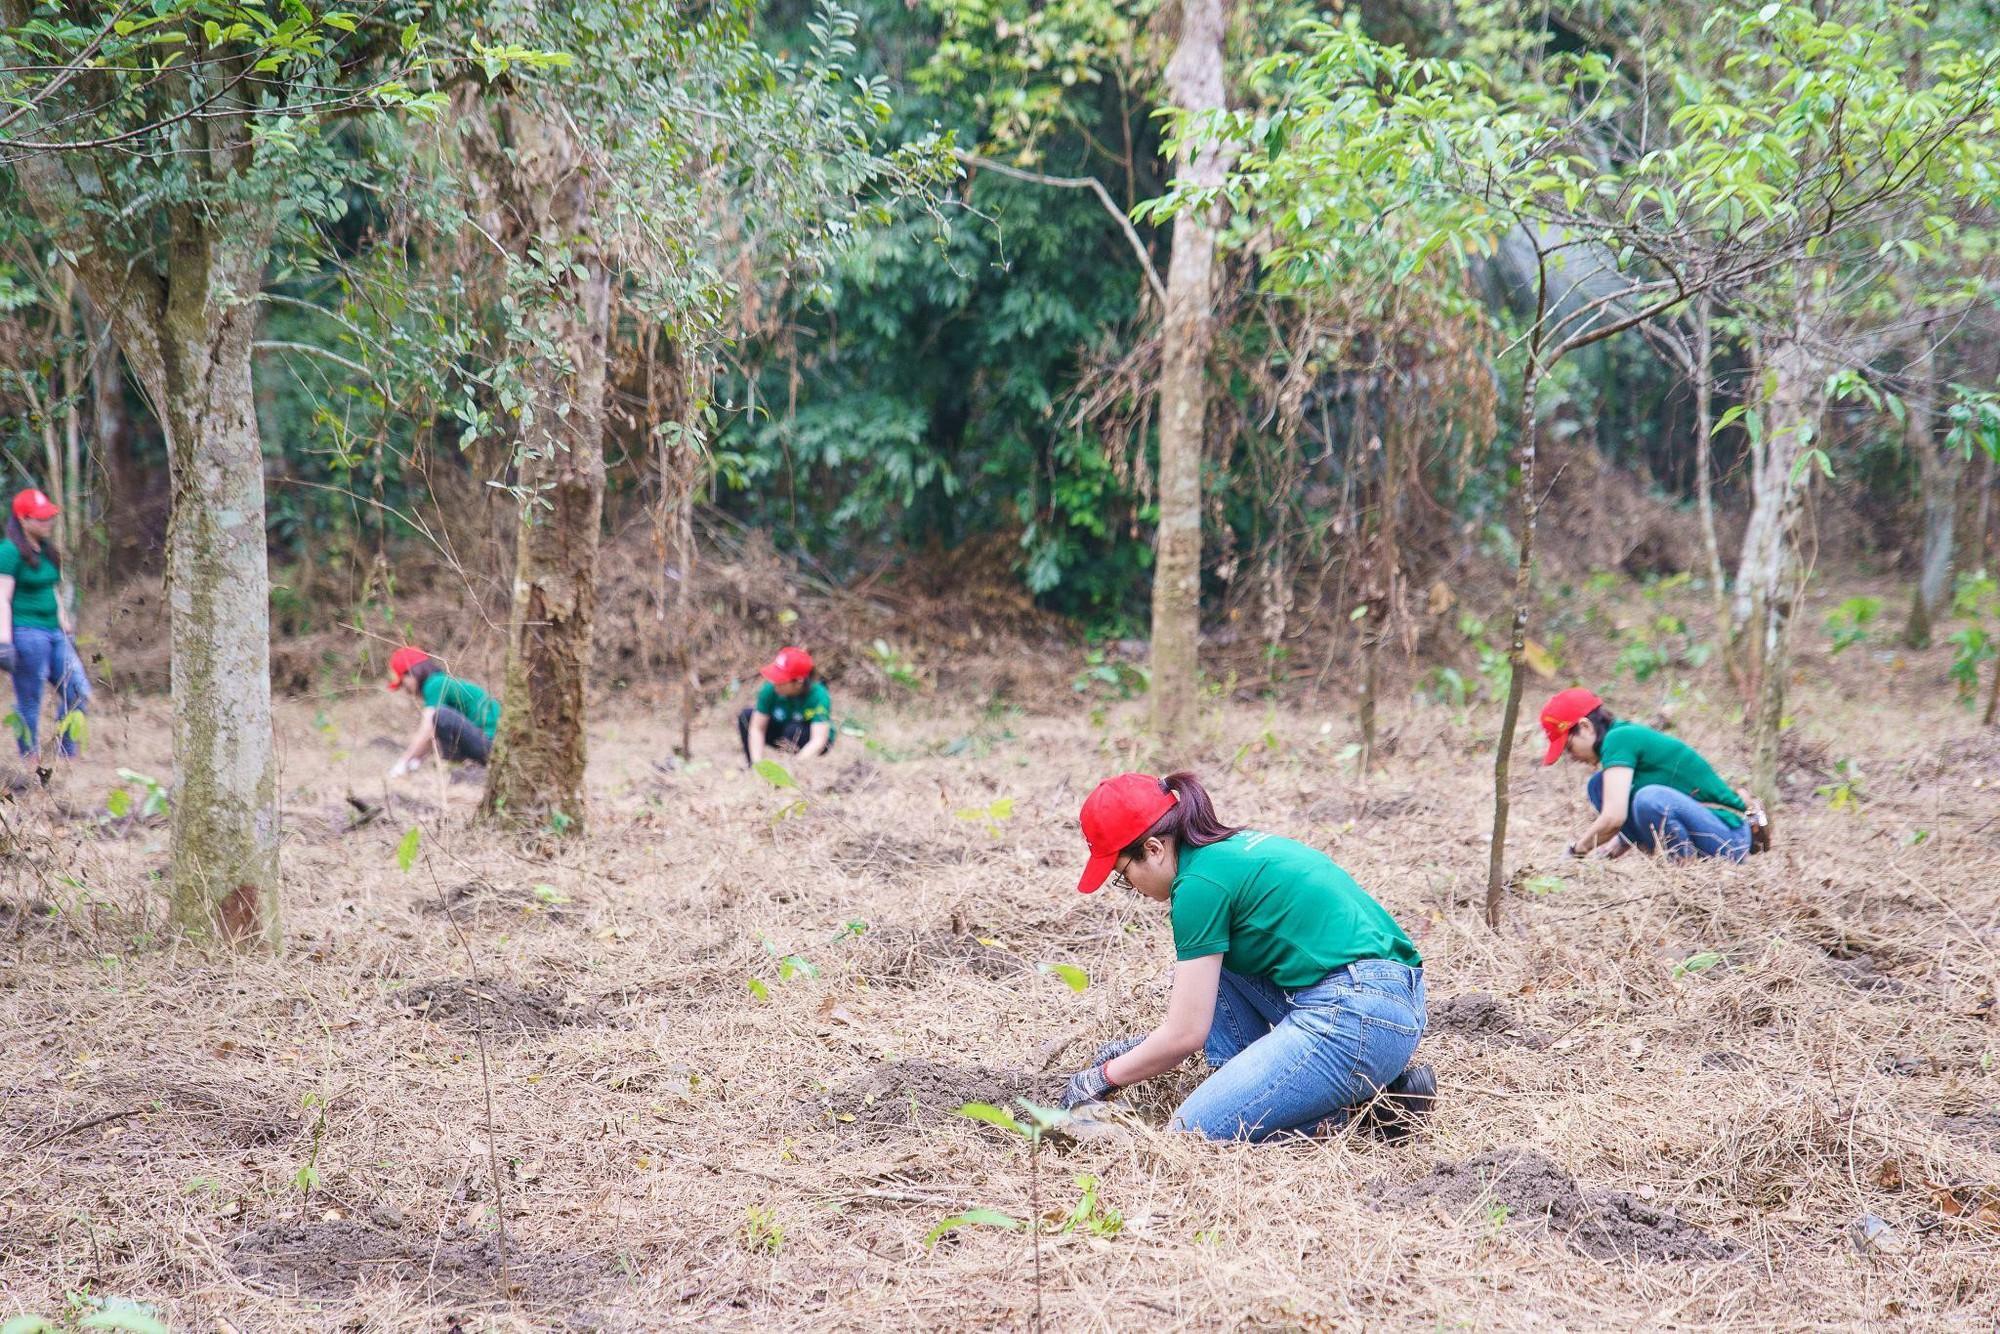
[11,489,58,522]
[761,646,814,684]
[1539,687,1602,765]
[1075,772,1178,893]
[387,646,430,691]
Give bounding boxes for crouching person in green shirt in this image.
[739,645,835,767]
[1540,687,1760,862]
[1060,771,1434,1143]
[384,646,501,778]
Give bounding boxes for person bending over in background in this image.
[0,488,89,760]
[1059,771,1435,1143]
[385,646,501,780]
[1541,686,1764,862]
[739,645,835,767]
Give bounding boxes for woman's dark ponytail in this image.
[1121,771,1243,856]
[4,515,54,570]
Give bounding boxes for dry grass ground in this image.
[2,579,1998,1331]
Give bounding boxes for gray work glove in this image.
[1061,1036,1145,1109]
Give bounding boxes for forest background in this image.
[3,0,2000,943]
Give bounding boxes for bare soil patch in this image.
[228,1217,614,1310]
[846,924,1029,986]
[1376,1147,1740,1264]
[818,1058,1058,1134]
[1427,992,1551,1049]
[393,978,601,1037]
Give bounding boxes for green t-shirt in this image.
[755,680,834,732]
[1171,831,1421,989]
[0,538,61,631]
[421,672,501,739]
[1597,721,1746,828]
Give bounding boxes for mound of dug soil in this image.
[393,978,600,1038]
[229,1217,612,1307]
[1428,993,1552,1050]
[1375,1148,1739,1264]
[818,1058,1059,1134]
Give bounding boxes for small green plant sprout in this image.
[1824,596,1882,655]
[1071,647,1148,700]
[742,1203,784,1254]
[953,795,1016,835]
[752,758,809,824]
[3,1300,171,1334]
[53,709,86,748]
[829,919,869,942]
[530,883,570,909]
[1671,951,1725,979]
[106,768,169,821]
[1035,962,1089,994]
[1946,569,2000,713]
[395,825,421,872]
[1815,758,1863,812]
[1483,1200,1512,1233]
[1057,1173,1123,1238]
[745,977,770,1003]
[1522,873,1565,897]
[294,1092,328,1205]
[870,638,925,690]
[924,1206,1023,1249]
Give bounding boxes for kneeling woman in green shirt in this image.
[1540,687,1756,862]
[384,646,502,779]
[1060,771,1434,1142]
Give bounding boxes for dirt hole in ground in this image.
[817,1058,1059,1134]
[417,879,581,925]
[1374,1147,1739,1264]
[847,925,1028,987]
[228,1217,612,1307]
[1940,1111,2000,1151]
[1428,993,1551,1050]
[393,979,601,1038]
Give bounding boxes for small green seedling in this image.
[953,796,1016,835]
[395,825,421,872]
[1057,1173,1123,1237]
[742,1203,784,1254]
[1815,758,1862,812]
[924,1206,1022,1248]
[1035,962,1089,994]
[1671,951,1724,979]
[753,759,808,824]
[1824,596,1881,654]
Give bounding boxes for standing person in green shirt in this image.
[0,488,90,759]
[1540,687,1761,862]
[1058,771,1435,1143]
[384,646,502,778]
[738,645,835,767]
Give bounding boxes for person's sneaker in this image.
[1361,1063,1437,1143]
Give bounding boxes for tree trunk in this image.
[1900,320,1951,648]
[1728,283,1825,708]
[85,298,143,557]
[468,102,611,832]
[1691,296,1728,644]
[1148,0,1231,746]
[1486,359,1542,930]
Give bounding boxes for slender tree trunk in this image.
[1487,358,1543,930]
[1691,296,1728,643]
[1729,283,1824,709]
[1148,0,1231,746]
[1901,319,1951,648]
[85,299,140,557]
[469,102,611,832]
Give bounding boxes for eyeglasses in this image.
[1107,856,1135,893]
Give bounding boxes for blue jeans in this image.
[1170,959,1426,1142]
[9,626,90,757]
[1587,772,1749,861]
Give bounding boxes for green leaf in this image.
[956,1102,1026,1136]
[395,825,421,873]
[106,788,131,818]
[746,977,770,1002]
[753,759,797,789]
[79,1314,170,1334]
[1036,961,1089,993]
[1672,950,1724,978]
[2,1317,59,1334]
[924,1207,1021,1248]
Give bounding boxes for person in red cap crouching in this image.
[739,646,835,767]
[0,488,89,759]
[1540,686,1759,861]
[384,647,502,780]
[1060,771,1434,1142]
